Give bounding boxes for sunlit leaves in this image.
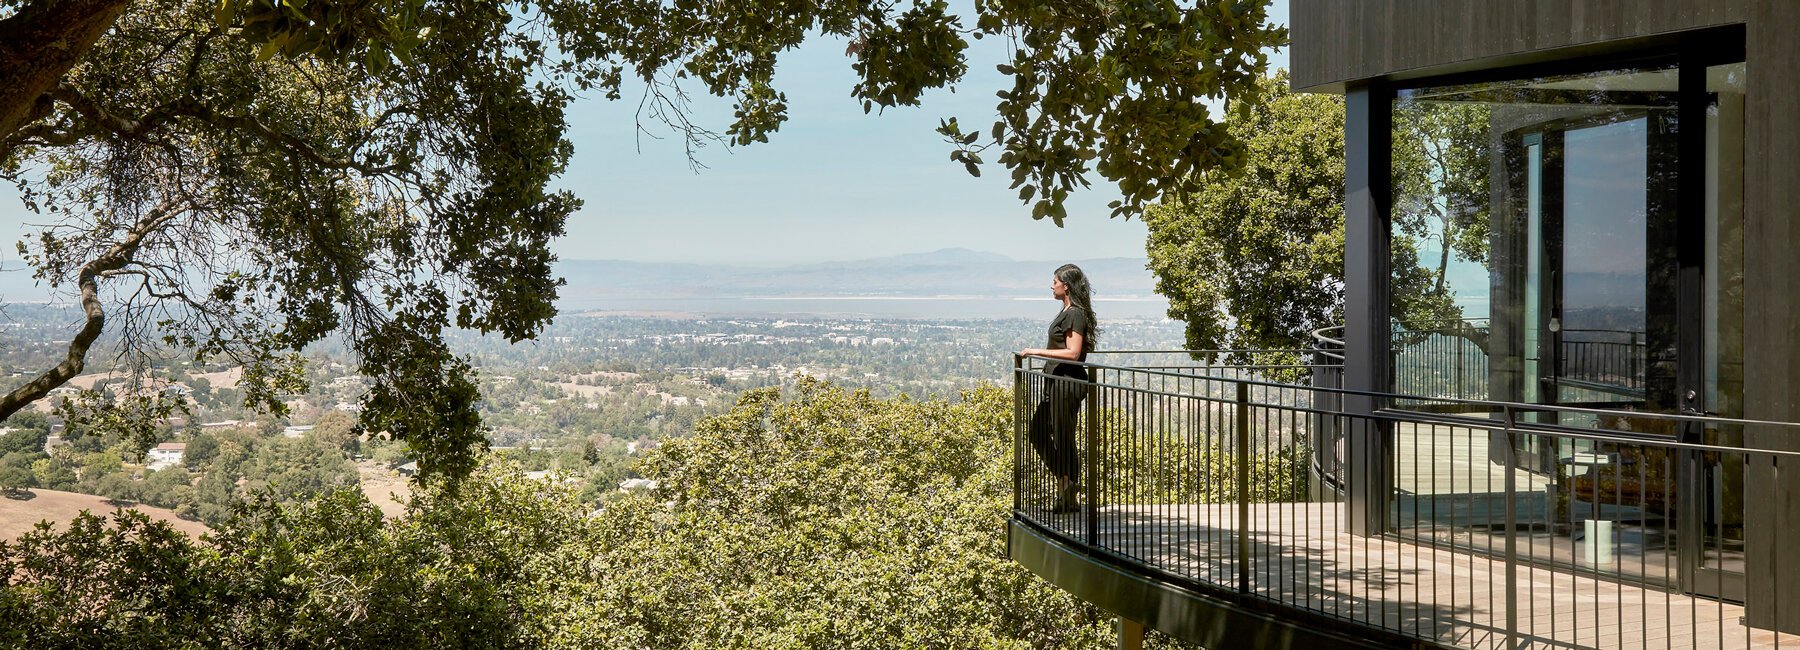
[542,0,1282,224]
[1144,72,1345,355]
[1145,71,1482,357]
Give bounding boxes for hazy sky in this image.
[0,2,1289,268]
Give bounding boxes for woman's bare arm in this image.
[1019,330,1085,360]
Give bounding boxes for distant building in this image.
[282,425,315,439]
[146,442,186,470]
[617,478,659,492]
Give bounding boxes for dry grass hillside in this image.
[0,489,211,540]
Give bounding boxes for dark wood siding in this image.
[1290,0,1748,92]
[1291,0,1800,631]
[1742,0,1800,629]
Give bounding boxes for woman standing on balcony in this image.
[1019,263,1097,513]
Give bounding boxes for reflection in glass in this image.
[1698,60,1747,596]
[1385,59,1748,598]
[1389,63,1680,412]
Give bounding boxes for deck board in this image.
[1022,501,1797,649]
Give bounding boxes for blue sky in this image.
[1,2,1290,272]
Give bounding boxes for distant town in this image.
[0,302,1185,525]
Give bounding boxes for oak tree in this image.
[1,0,1284,480]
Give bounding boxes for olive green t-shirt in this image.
[1044,307,1091,376]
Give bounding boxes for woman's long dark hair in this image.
[1055,263,1098,353]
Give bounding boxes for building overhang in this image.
[1289,0,1749,94]
[1007,519,1442,650]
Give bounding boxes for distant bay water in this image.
[555,249,1172,320]
[1,248,1176,320]
[572,295,1172,320]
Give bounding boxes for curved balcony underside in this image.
[1009,518,1420,650]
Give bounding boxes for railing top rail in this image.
[1308,325,1346,361]
[1015,352,1800,435]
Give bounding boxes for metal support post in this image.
[1117,617,1145,650]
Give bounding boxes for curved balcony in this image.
[1009,348,1800,649]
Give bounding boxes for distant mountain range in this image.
[552,248,1160,309]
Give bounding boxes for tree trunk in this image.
[0,0,131,145]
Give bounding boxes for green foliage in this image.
[0,382,1203,648]
[183,433,221,467]
[1389,99,1493,342]
[964,0,1287,221]
[0,465,589,649]
[1144,71,1346,354]
[591,378,1128,649]
[1145,71,1485,353]
[53,426,363,526]
[54,392,188,459]
[31,457,76,491]
[1104,429,1311,505]
[0,430,45,455]
[306,410,359,454]
[203,472,595,648]
[0,411,50,456]
[0,510,214,648]
[0,465,34,494]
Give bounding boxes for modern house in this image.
[1008,3,1800,649]
[146,442,186,471]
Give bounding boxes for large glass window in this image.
[1386,54,1748,597]
[1389,62,1694,413]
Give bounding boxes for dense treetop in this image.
[1,380,1210,649]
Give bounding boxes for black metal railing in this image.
[1012,350,1800,649]
[1390,319,1491,401]
[1383,321,1653,404]
[1558,328,1648,397]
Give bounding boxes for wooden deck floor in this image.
[1023,501,1797,650]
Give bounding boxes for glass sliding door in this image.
[1389,52,1746,600]
[1683,59,1747,602]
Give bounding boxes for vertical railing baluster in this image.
[1087,370,1100,547]
[1504,405,1519,650]
[1014,354,1024,514]
[1237,380,1252,595]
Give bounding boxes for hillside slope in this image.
[0,489,210,540]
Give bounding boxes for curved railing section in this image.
[1011,351,1800,649]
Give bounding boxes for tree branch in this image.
[0,201,182,422]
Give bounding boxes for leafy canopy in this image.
[0,380,1203,648]
[1145,71,1488,358]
